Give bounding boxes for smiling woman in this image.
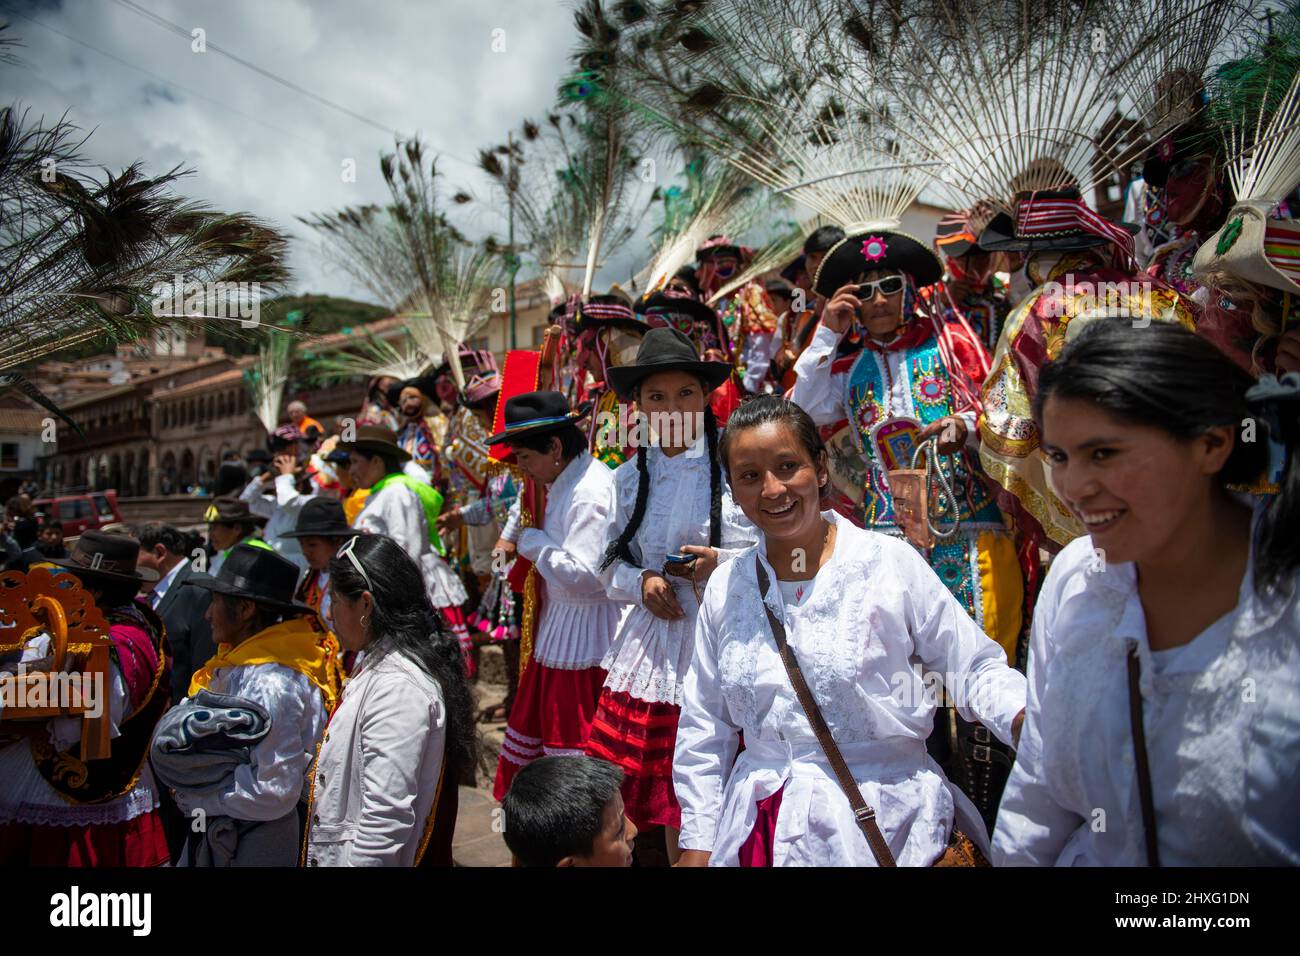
[674,395,1026,868]
[995,318,1300,866]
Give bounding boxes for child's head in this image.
[501,756,636,867]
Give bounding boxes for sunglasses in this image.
[336,535,374,592]
[854,275,905,298]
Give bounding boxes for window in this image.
[92,494,114,518]
[466,336,490,353]
[531,325,549,348]
[68,499,93,519]
[0,443,17,468]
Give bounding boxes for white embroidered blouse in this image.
[516,454,623,670]
[675,511,1026,866]
[601,435,756,705]
[992,534,1300,866]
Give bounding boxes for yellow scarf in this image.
[189,617,344,713]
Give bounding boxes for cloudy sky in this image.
[2,0,662,303]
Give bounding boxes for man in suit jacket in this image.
[132,522,216,703]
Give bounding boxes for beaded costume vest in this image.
[843,335,1003,532]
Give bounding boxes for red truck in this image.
[32,490,123,538]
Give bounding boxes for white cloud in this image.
[2,0,606,303]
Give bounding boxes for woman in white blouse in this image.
[304,533,476,867]
[488,391,623,802]
[674,395,1026,867]
[994,319,1300,866]
[589,326,756,862]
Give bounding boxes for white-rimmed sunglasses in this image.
[854,274,905,298]
[337,535,374,592]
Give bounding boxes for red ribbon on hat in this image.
[1015,193,1136,266]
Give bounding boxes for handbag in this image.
[754,558,988,867]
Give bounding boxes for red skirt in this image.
[492,661,607,801]
[0,810,170,867]
[585,688,682,830]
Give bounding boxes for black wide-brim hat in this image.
[814,228,943,297]
[204,496,269,527]
[335,425,412,463]
[606,326,734,400]
[184,542,313,615]
[50,529,160,585]
[978,188,1138,253]
[486,391,590,446]
[390,375,441,408]
[279,497,359,539]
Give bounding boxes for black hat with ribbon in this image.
[606,326,734,400]
[814,227,944,296]
[639,290,719,331]
[486,391,589,446]
[575,294,648,336]
[205,496,268,527]
[279,497,360,539]
[50,530,160,585]
[978,188,1138,255]
[183,542,312,615]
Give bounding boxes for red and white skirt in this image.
[585,688,682,830]
[0,809,170,867]
[440,605,475,680]
[492,661,607,801]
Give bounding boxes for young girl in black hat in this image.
[586,326,756,863]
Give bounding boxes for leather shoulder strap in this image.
[754,558,896,867]
[1127,645,1161,867]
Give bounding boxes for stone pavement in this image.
[453,644,512,867]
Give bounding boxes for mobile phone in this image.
[664,552,695,564]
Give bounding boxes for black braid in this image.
[705,406,721,548]
[600,442,651,571]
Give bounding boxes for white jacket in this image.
[305,648,447,867]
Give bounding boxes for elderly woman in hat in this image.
[340,426,471,668]
[0,531,170,866]
[152,544,342,866]
[489,392,622,801]
[586,327,756,862]
[791,222,1028,833]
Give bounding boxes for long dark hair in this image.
[1034,318,1292,594]
[718,394,827,480]
[328,534,477,774]
[600,393,721,572]
[1248,375,1300,598]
